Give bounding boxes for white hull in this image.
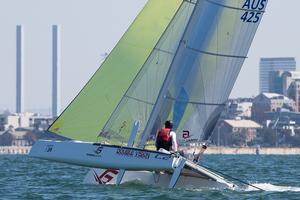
[84,168,234,189]
[30,140,177,170]
[30,140,234,189]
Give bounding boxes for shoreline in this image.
[184,147,300,155]
[0,146,31,155]
[1,146,300,155]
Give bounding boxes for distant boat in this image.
[30,0,267,189]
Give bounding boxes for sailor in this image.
[193,144,207,163]
[155,120,178,152]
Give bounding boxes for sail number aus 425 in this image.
[240,0,267,23]
[240,12,262,23]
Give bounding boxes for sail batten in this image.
[124,95,155,106]
[206,0,265,12]
[153,48,175,55]
[186,46,247,58]
[166,96,226,106]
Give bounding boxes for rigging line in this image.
[186,45,247,59]
[124,95,154,106]
[205,0,265,13]
[154,47,174,55]
[166,96,226,106]
[213,9,219,111]
[206,117,223,141]
[200,164,265,191]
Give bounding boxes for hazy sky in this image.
[0,0,299,113]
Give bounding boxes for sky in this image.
[0,0,299,114]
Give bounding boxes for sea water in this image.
[1,155,300,199]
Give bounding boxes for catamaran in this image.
[30,0,267,189]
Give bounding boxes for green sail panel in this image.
[48,0,182,142]
[99,1,195,146]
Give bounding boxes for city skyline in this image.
[0,0,299,113]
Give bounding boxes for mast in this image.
[139,0,199,148]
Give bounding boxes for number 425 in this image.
[241,12,262,23]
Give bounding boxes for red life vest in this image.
[157,128,171,142]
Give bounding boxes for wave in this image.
[245,183,300,192]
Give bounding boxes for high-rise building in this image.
[269,71,300,95]
[269,70,284,94]
[52,25,61,117]
[16,25,24,113]
[259,57,296,93]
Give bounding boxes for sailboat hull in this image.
[29,140,178,171]
[84,168,234,189]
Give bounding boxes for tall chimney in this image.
[16,25,24,113]
[52,25,61,117]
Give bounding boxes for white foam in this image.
[245,183,300,192]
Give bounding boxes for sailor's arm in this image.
[170,131,178,152]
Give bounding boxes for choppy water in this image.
[1,155,300,199]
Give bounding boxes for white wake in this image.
[246,183,300,192]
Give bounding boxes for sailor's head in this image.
[165,120,173,129]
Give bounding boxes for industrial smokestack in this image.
[16,25,24,113]
[52,25,61,117]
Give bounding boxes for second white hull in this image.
[84,168,234,189]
